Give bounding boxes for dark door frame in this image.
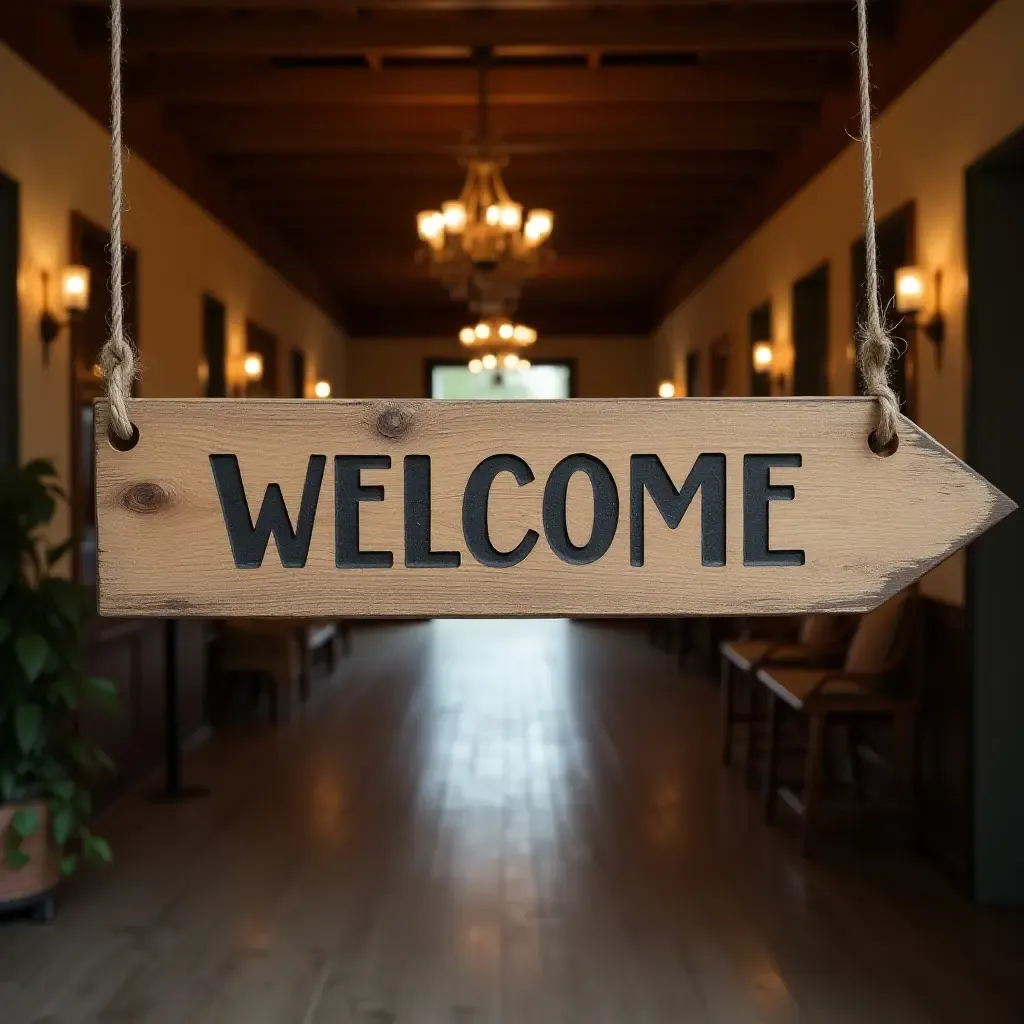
[0,171,18,466]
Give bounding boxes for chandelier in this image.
[459,315,537,374]
[416,48,554,316]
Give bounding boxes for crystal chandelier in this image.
[416,48,554,316]
[459,316,537,374]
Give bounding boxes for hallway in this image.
[2,620,1023,1024]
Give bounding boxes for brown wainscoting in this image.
[917,596,971,887]
[82,618,210,805]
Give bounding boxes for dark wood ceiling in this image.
[3,1,997,337]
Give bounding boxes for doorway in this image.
[966,127,1024,906]
[429,360,574,400]
[0,172,17,466]
[792,263,830,396]
[852,203,917,417]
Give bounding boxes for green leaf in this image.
[51,807,73,845]
[0,771,15,801]
[45,578,82,626]
[10,807,41,839]
[14,704,43,754]
[60,853,79,877]
[84,676,118,709]
[4,847,29,870]
[22,459,57,480]
[54,676,79,709]
[15,634,49,682]
[83,833,113,864]
[50,779,75,801]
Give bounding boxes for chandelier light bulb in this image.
[475,322,491,340]
[513,325,537,345]
[485,204,502,227]
[468,358,483,374]
[525,209,554,244]
[482,353,498,370]
[498,321,514,340]
[518,358,531,371]
[417,210,445,246]
[314,380,331,399]
[503,353,520,370]
[459,327,477,345]
[658,380,676,399]
[499,203,523,231]
[442,201,467,235]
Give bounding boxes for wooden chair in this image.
[756,590,919,856]
[719,614,850,779]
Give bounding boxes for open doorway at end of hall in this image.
[966,126,1024,907]
[428,359,575,400]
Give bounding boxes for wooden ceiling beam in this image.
[213,150,775,182]
[130,61,849,106]
[662,0,998,315]
[75,6,861,56]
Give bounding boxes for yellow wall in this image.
[347,335,654,399]
[655,0,1024,606]
[1,44,346,540]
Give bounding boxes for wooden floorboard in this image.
[2,619,1023,1023]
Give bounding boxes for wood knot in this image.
[374,402,412,440]
[119,481,172,515]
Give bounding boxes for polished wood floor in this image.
[3,620,1024,1024]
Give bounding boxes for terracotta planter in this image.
[0,800,59,916]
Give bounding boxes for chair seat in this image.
[721,640,822,672]
[755,665,868,710]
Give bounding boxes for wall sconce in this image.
[314,380,331,399]
[657,380,676,399]
[895,266,946,366]
[752,341,774,372]
[39,266,91,366]
[243,352,264,382]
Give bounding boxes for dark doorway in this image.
[0,172,17,466]
[852,203,917,418]
[69,213,139,588]
[792,263,830,396]
[748,301,772,397]
[709,336,730,397]
[245,321,278,397]
[290,347,306,399]
[966,127,1024,906]
[202,294,227,398]
[685,351,701,398]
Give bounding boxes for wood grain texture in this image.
[94,398,1014,618]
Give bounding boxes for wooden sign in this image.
[94,398,1014,618]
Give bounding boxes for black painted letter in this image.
[630,454,725,567]
[404,455,460,568]
[462,455,538,568]
[210,454,325,569]
[336,456,394,569]
[743,454,805,567]
[543,454,619,566]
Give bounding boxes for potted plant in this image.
[0,459,115,921]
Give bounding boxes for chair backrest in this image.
[798,613,845,646]
[844,589,912,675]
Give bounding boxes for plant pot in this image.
[0,800,59,910]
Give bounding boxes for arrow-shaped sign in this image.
[94,398,1015,618]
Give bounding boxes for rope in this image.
[855,0,901,449]
[100,0,135,442]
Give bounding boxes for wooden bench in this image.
[755,591,919,856]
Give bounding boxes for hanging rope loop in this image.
[855,0,901,453]
[101,0,136,444]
